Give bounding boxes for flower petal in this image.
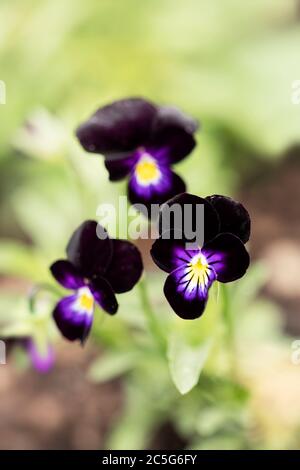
[27,340,55,373]
[150,105,198,164]
[76,97,157,157]
[90,277,118,315]
[66,220,112,278]
[105,240,143,293]
[50,259,84,289]
[203,233,250,283]
[158,193,220,245]
[151,230,195,273]
[53,292,94,343]
[128,168,186,216]
[206,195,251,243]
[104,153,137,181]
[164,264,215,320]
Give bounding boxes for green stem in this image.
[220,283,237,377]
[29,283,61,314]
[139,277,166,354]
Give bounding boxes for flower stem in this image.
[220,283,238,378]
[139,277,166,354]
[29,283,61,315]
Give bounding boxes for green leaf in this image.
[88,351,137,383]
[168,333,212,395]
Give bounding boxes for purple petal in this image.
[105,240,143,293]
[203,233,250,283]
[27,340,55,373]
[151,230,196,273]
[150,105,198,164]
[90,277,118,315]
[128,162,186,217]
[76,97,157,157]
[66,220,112,278]
[206,195,251,243]
[53,289,94,343]
[104,153,138,181]
[50,259,84,290]
[164,262,216,320]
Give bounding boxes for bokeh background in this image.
[1,0,300,450]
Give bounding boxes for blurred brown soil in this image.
[239,152,300,334]
[0,341,123,449]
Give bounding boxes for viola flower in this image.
[151,193,250,319]
[26,339,55,373]
[76,98,198,213]
[5,338,54,373]
[50,220,143,343]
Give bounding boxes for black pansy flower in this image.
[50,220,143,343]
[76,98,198,213]
[151,193,250,319]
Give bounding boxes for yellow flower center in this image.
[135,154,161,185]
[79,290,94,311]
[189,254,209,285]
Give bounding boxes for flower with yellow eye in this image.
[76,97,198,214]
[50,220,143,343]
[151,193,251,319]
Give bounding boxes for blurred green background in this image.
[0,0,300,450]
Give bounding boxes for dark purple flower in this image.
[50,220,143,343]
[151,193,250,319]
[4,338,54,373]
[76,98,198,213]
[26,339,55,373]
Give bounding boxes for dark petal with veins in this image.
[203,233,250,283]
[128,169,186,218]
[151,230,197,273]
[163,264,215,320]
[50,259,84,290]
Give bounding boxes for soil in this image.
[239,152,300,334]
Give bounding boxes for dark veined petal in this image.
[203,233,250,283]
[50,259,84,290]
[90,277,118,315]
[26,340,55,373]
[128,167,186,217]
[104,153,137,181]
[158,193,220,245]
[76,97,157,157]
[206,195,251,243]
[150,105,198,164]
[151,230,196,273]
[53,290,94,344]
[105,240,143,293]
[66,220,112,278]
[164,263,216,320]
